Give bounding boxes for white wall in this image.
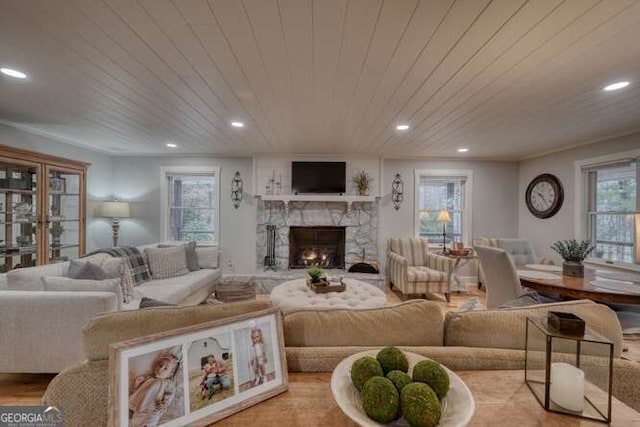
[518,132,640,262]
[380,158,519,244]
[0,123,114,250]
[112,155,255,273]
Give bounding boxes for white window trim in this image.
[574,148,640,271]
[160,165,221,245]
[414,169,473,246]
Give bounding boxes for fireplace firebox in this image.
[289,226,345,269]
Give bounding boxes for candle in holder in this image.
[550,362,585,412]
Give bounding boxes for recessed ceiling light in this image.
[396,124,410,131]
[603,81,630,91]
[166,142,177,148]
[0,67,27,79]
[457,148,469,153]
[231,121,245,128]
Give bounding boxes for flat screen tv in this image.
[291,161,346,194]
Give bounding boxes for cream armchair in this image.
[386,238,456,301]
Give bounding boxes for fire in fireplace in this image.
[289,226,345,269]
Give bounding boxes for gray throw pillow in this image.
[139,297,177,308]
[68,259,108,280]
[144,246,189,279]
[158,242,200,272]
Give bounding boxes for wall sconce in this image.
[231,171,243,209]
[392,173,403,210]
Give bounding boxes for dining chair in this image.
[474,245,525,309]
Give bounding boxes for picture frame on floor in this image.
[108,307,288,427]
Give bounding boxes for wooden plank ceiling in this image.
[0,0,639,159]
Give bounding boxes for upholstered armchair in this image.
[386,238,456,302]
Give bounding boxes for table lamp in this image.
[99,201,130,247]
[436,209,452,252]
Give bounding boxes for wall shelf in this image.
[257,194,378,215]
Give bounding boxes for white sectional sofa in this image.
[0,243,221,373]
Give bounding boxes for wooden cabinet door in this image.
[44,165,86,263]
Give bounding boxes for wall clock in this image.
[525,173,564,219]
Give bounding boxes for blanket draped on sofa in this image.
[85,246,151,285]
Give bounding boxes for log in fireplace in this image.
[289,226,345,269]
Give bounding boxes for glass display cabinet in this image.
[0,145,88,272]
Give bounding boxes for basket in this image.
[306,278,346,293]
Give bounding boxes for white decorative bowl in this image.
[330,350,475,426]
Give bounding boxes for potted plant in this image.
[307,266,327,286]
[550,239,595,278]
[50,223,65,246]
[352,170,372,196]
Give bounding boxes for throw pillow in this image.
[196,246,219,269]
[67,259,108,280]
[41,276,123,310]
[144,246,189,280]
[158,242,200,272]
[82,254,133,303]
[139,297,177,308]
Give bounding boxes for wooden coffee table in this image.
[216,371,639,426]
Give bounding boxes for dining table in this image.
[518,264,640,305]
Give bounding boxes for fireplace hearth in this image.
[289,226,345,269]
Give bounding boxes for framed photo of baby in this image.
[108,308,288,427]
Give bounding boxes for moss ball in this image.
[401,382,442,427]
[350,356,384,392]
[361,377,400,423]
[386,370,412,393]
[376,346,409,374]
[411,359,450,400]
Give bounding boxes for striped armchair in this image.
[386,238,456,302]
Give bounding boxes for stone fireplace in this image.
[256,200,378,271]
[289,226,345,269]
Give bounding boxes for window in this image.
[415,170,473,246]
[585,158,638,264]
[161,167,219,244]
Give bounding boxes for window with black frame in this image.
[166,173,217,243]
[585,158,638,265]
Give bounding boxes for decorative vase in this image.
[562,261,584,278]
[51,235,61,246]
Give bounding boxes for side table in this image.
[439,252,478,293]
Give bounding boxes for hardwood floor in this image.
[2,283,638,406]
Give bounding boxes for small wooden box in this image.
[547,311,585,336]
[306,278,346,293]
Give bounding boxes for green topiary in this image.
[401,382,442,427]
[376,346,409,374]
[361,377,400,423]
[411,359,450,400]
[350,356,383,392]
[386,370,412,393]
[550,239,595,263]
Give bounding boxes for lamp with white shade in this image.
[98,201,130,247]
[436,209,452,252]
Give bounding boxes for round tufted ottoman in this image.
[269,278,386,310]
